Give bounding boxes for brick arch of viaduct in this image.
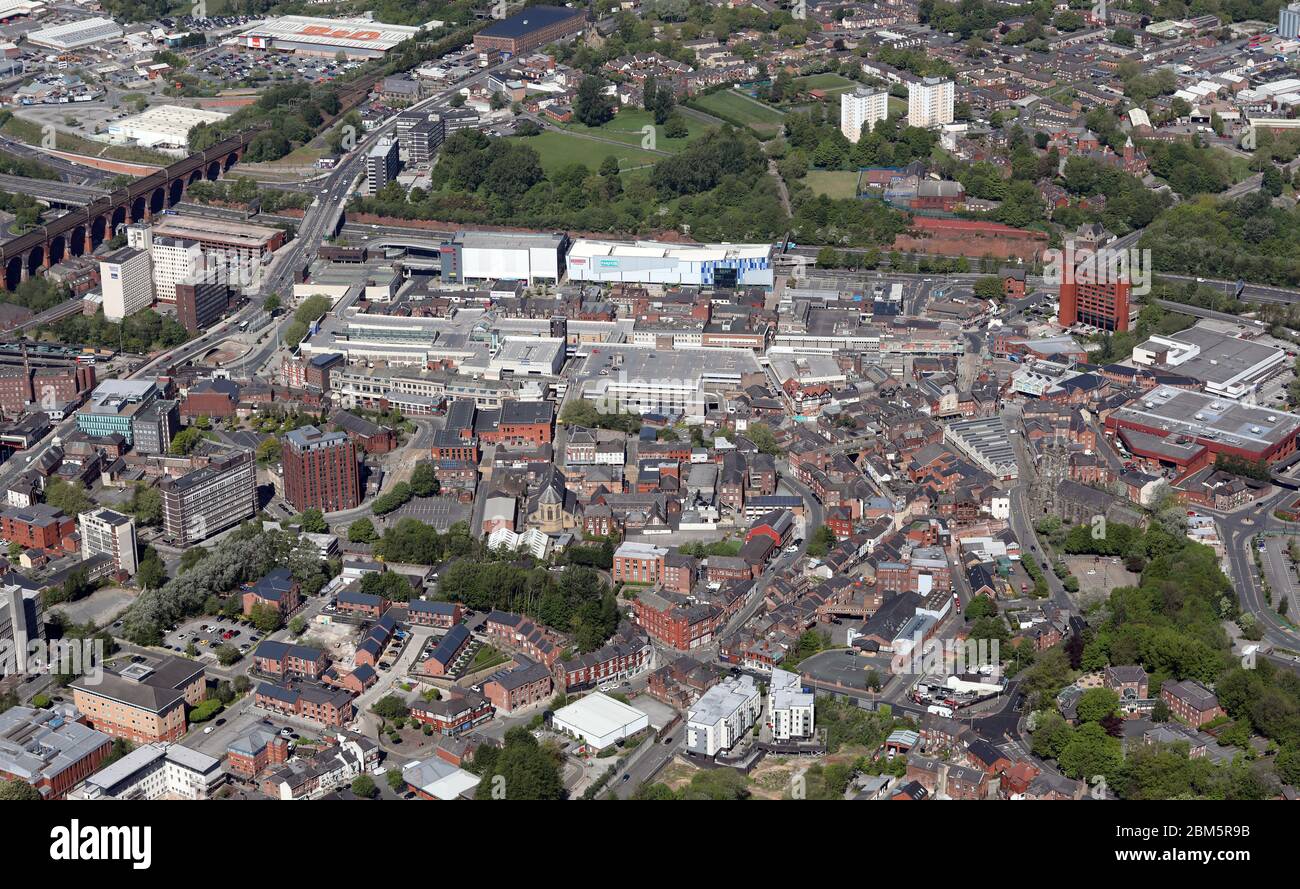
[0,130,259,291]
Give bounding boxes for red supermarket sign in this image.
[298,25,382,41]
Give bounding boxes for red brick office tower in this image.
[282,425,361,512]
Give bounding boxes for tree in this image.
[361,570,413,603]
[137,549,167,590]
[170,426,205,456]
[299,509,328,534]
[179,547,209,574]
[1057,721,1123,782]
[653,83,675,125]
[806,525,836,557]
[474,726,564,800]
[43,478,90,517]
[386,769,405,792]
[215,644,242,666]
[264,293,281,314]
[410,462,439,498]
[351,774,377,798]
[256,437,281,465]
[57,567,92,605]
[1075,687,1120,723]
[128,484,162,527]
[0,779,40,800]
[372,694,409,721]
[965,594,997,620]
[663,114,688,139]
[574,75,615,128]
[1263,165,1284,198]
[746,422,782,456]
[973,275,1004,302]
[348,518,378,544]
[288,615,306,636]
[250,603,283,635]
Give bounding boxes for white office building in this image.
[98,247,153,321]
[365,138,399,195]
[148,236,208,305]
[79,507,138,577]
[908,77,955,128]
[767,668,815,741]
[68,743,223,800]
[686,674,761,757]
[841,87,889,142]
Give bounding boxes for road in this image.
[0,135,117,185]
[608,732,683,798]
[0,173,108,207]
[1217,485,1300,651]
[1003,402,1075,614]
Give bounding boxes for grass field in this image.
[1215,148,1254,184]
[555,107,713,153]
[507,130,661,173]
[888,96,907,118]
[794,73,858,95]
[804,170,860,199]
[693,89,786,136]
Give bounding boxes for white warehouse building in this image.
[567,239,774,288]
[27,16,122,50]
[442,230,567,284]
[687,674,761,757]
[107,105,229,151]
[551,692,650,750]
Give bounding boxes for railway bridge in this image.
[0,129,257,290]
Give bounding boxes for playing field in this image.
[506,130,660,173]
[794,73,858,95]
[555,107,713,152]
[804,170,860,199]
[693,89,786,136]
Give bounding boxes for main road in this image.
[1217,484,1300,651]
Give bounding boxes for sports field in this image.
[693,89,786,136]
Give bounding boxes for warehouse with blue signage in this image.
[565,239,774,287]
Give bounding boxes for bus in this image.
[238,320,250,332]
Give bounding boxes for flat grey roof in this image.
[1113,386,1300,448]
[455,230,565,250]
[688,674,757,727]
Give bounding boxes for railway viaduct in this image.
[0,129,258,290]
